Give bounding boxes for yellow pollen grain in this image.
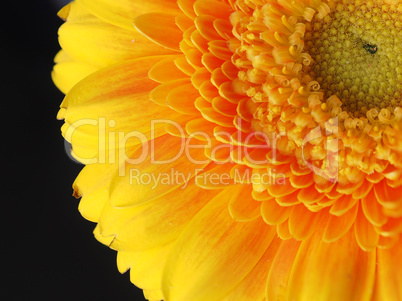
[304,0,402,115]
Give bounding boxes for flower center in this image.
[304,0,402,116]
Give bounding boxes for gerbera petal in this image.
[134,13,183,51]
[193,0,232,19]
[109,135,209,208]
[202,52,225,72]
[97,179,220,252]
[195,162,235,188]
[373,243,402,301]
[73,162,116,222]
[276,191,301,207]
[354,206,380,252]
[149,78,191,107]
[323,202,358,243]
[213,18,234,40]
[261,199,292,225]
[190,29,209,53]
[176,54,198,75]
[329,194,358,216]
[166,83,202,115]
[288,205,326,240]
[220,237,282,301]
[58,2,175,68]
[267,178,297,197]
[361,190,388,227]
[374,180,402,210]
[163,189,276,301]
[175,14,194,31]
[199,79,220,101]
[148,56,187,83]
[287,230,376,301]
[52,50,97,94]
[191,67,211,88]
[60,56,175,162]
[228,184,261,221]
[77,0,180,31]
[277,219,293,240]
[177,0,197,19]
[195,15,222,41]
[116,243,172,292]
[200,107,235,127]
[266,239,301,300]
[143,289,164,301]
[185,118,216,141]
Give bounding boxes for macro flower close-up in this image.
[52,0,402,300]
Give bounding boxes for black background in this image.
[4,1,146,300]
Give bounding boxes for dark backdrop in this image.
[4,1,146,300]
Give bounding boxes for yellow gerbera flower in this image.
[53,0,402,300]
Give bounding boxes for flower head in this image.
[53,0,402,300]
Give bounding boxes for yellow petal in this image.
[149,78,191,107]
[166,83,201,115]
[276,190,301,206]
[134,13,183,51]
[202,52,225,72]
[228,184,261,221]
[376,217,402,237]
[162,190,276,301]
[99,179,219,251]
[185,118,216,142]
[52,50,97,94]
[193,0,232,18]
[208,40,233,61]
[198,79,220,101]
[261,199,292,225]
[109,135,210,208]
[60,56,176,163]
[374,180,402,210]
[143,289,164,301]
[276,219,293,240]
[200,107,234,127]
[73,162,116,222]
[177,0,197,19]
[266,239,301,301]
[191,67,211,88]
[323,201,358,243]
[288,205,326,240]
[116,243,172,292]
[289,172,314,188]
[212,96,237,117]
[329,194,358,216]
[190,29,209,53]
[195,162,235,189]
[267,178,297,197]
[58,2,174,68]
[77,0,180,31]
[297,185,324,204]
[57,3,70,20]
[148,56,187,83]
[355,205,380,252]
[93,224,114,247]
[195,15,222,41]
[287,229,376,301]
[175,55,197,75]
[361,189,388,227]
[221,237,282,301]
[373,243,402,301]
